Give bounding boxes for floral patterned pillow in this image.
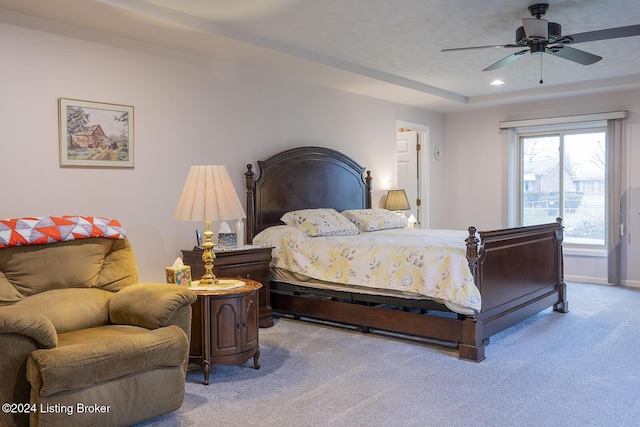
[341,209,407,232]
[280,208,360,237]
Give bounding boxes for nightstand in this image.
[181,246,274,328]
[188,278,261,385]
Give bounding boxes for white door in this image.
[396,131,419,222]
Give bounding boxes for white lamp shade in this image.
[174,165,246,222]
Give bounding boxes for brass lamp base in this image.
[199,220,218,285]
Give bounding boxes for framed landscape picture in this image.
[58,98,134,168]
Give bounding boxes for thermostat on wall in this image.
[434,146,441,160]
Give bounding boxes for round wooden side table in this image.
[188,278,262,385]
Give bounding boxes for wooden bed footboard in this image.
[246,146,568,362]
[461,218,568,360]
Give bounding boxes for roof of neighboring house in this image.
[523,157,560,175]
[573,163,605,181]
[523,157,579,180]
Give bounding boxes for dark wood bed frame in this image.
[244,146,568,362]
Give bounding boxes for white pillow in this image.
[341,208,407,231]
[280,208,360,237]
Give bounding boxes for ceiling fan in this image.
[442,3,640,72]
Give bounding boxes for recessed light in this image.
[490,80,505,86]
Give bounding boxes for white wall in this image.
[0,21,444,282]
[445,90,640,286]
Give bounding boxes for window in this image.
[520,129,606,246]
[502,111,626,283]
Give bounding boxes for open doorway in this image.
[395,120,429,228]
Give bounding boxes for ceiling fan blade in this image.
[482,49,529,71]
[545,45,602,65]
[441,44,520,52]
[566,24,640,44]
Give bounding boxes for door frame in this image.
[395,120,429,228]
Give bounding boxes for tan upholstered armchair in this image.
[0,217,196,427]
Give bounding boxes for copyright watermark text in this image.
[2,402,111,416]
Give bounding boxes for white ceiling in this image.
[1,0,639,112]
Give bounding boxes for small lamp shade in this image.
[174,165,245,222]
[385,189,410,211]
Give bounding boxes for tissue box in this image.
[165,266,191,287]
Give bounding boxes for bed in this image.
[244,146,568,362]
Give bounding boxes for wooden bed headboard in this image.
[245,146,372,241]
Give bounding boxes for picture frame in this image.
[58,98,134,168]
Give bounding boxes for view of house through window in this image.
[521,130,606,246]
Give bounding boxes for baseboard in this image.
[622,279,640,289]
[565,275,640,289]
[565,275,610,285]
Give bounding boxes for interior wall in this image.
[0,20,444,282]
[444,89,640,286]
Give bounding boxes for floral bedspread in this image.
[253,225,481,314]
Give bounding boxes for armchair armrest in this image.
[109,283,196,330]
[0,305,57,348]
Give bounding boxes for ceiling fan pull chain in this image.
[540,53,544,84]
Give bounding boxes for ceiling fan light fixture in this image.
[522,18,548,40]
[490,80,505,86]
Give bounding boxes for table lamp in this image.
[385,189,411,216]
[174,165,246,285]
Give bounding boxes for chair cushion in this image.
[14,288,112,333]
[0,271,24,305]
[0,238,138,300]
[26,325,189,397]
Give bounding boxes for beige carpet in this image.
[138,282,640,427]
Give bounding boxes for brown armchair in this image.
[0,234,196,427]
